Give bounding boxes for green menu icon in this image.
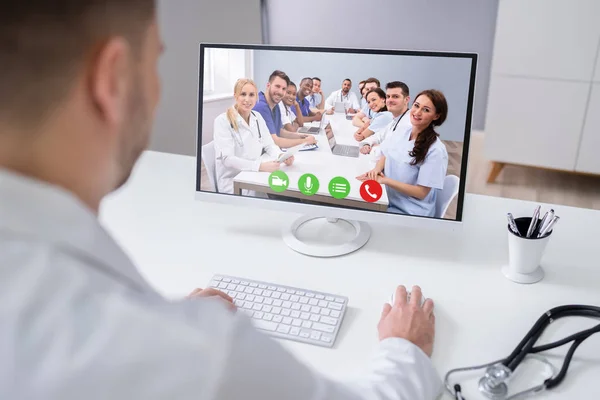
[328,176,350,199]
[268,171,289,193]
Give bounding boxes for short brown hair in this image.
[268,70,290,85]
[0,0,156,127]
[365,77,381,87]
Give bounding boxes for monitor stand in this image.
[282,215,371,257]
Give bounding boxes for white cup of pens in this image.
[503,206,560,284]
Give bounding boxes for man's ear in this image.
[88,38,130,129]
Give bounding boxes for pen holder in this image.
[502,217,552,284]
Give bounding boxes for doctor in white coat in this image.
[0,1,442,399]
[213,78,292,195]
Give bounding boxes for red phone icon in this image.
[360,180,382,202]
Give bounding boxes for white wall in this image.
[150,0,263,156]
[264,0,498,132]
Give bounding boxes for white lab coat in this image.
[361,110,412,148]
[213,111,281,195]
[0,168,443,400]
[325,89,361,111]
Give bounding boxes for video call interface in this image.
[198,45,476,221]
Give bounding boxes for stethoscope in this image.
[230,111,261,147]
[392,109,409,131]
[445,304,600,400]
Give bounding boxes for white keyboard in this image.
[208,275,348,348]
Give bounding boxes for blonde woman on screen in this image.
[213,79,294,195]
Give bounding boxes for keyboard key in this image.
[320,316,337,325]
[300,312,310,320]
[268,286,277,291]
[281,309,291,316]
[306,293,315,298]
[231,279,240,284]
[320,335,333,343]
[318,300,328,308]
[262,305,272,313]
[291,303,301,311]
[290,310,300,318]
[277,325,291,334]
[243,302,253,309]
[253,311,264,319]
[273,315,283,323]
[263,290,272,297]
[281,293,291,301]
[252,304,263,311]
[272,307,282,315]
[320,308,331,316]
[290,295,300,302]
[254,296,264,303]
[223,278,231,283]
[325,296,334,301]
[301,305,311,312]
[301,320,312,329]
[241,281,249,285]
[277,288,286,292]
[310,331,321,340]
[311,306,321,314]
[227,283,237,290]
[272,292,281,299]
[218,282,228,289]
[273,299,283,307]
[263,298,273,305]
[309,315,320,322]
[312,323,335,333]
[283,317,293,325]
[316,294,325,300]
[299,330,311,338]
[258,284,267,289]
[234,299,243,307]
[213,276,222,281]
[237,293,246,300]
[254,289,263,296]
[334,298,345,303]
[328,302,343,311]
[309,299,319,306]
[263,313,273,321]
[250,283,258,288]
[286,289,296,294]
[292,319,302,327]
[236,285,245,292]
[282,301,292,309]
[242,309,254,318]
[330,310,341,318]
[296,291,305,296]
[245,287,254,294]
[246,295,255,302]
[299,297,309,304]
[254,320,277,331]
[290,327,300,336]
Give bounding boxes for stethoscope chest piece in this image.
[478,364,511,399]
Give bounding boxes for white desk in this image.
[233,114,389,211]
[100,150,600,399]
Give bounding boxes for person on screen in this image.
[253,70,313,149]
[1,1,442,398]
[324,78,360,114]
[306,77,325,110]
[296,77,323,122]
[357,89,449,217]
[360,81,412,155]
[352,88,393,141]
[279,82,317,143]
[353,77,381,126]
[213,79,294,195]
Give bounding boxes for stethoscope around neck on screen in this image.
[445,304,600,400]
[229,111,261,147]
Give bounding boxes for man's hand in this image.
[354,131,365,141]
[187,288,236,311]
[303,135,317,145]
[377,285,435,357]
[284,155,295,166]
[360,144,371,154]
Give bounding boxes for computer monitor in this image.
[196,43,477,257]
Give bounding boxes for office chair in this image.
[435,175,459,218]
[201,141,218,192]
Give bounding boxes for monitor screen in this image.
[197,44,476,222]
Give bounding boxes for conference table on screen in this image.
[233,113,389,212]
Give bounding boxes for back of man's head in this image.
[0,0,156,130]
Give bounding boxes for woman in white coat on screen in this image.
[213,78,294,195]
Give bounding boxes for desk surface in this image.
[100,150,600,399]
[234,114,389,208]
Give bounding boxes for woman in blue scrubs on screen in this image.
[353,88,394,142]
[357,89,449,217]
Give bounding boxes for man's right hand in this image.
[360,144,371,154]
[303,135,317,145]
[377,285,435,357]
[259,161,281,173]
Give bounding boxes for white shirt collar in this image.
[0,168,153,293]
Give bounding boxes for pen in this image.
[526,205,541,238]
[507,213,521,236]
[538,215,560,238]
[535,210,550,237]
[454,384,466,400]
[537,209,554,237]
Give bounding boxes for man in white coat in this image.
[0,1,442,399]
